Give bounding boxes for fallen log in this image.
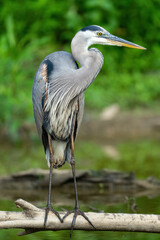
[0,168,160,191]
[0,169,160,209]
[0,199,160,236]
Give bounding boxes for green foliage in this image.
[85,72,160,109]
[0,0,160,136]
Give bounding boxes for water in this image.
[0,139,160,239]
[1,195,160,240]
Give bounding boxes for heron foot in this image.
[44,204,62,228]
[62,207,95,237]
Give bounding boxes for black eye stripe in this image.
[81,25,103,32]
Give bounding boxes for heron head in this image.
[79,25,146,50]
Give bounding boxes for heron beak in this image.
[104,34,146,50]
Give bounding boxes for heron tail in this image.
[45,140,68,168]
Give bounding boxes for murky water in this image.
[1,194,160,240]
[0,138,160,240]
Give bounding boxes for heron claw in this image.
[44,205,62,228]
[62,207,95,237]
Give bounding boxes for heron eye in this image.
[97,32,102,36]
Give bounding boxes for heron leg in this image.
[62,139,95,236]
[44,136,62,227]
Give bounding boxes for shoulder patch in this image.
[41,63,47,83]
[41,59,53,83]
[41,60,53,110]
[44,59,53,77]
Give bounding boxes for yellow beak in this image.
[104,34,146,50]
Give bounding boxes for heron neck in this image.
[71,40,89,67]
[71,37,103,71]
[71,39,104,96]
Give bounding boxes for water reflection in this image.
[0,194,160,240]
[0,136,160,239]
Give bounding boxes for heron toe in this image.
[62,207,95,237]
[44,204,62,227]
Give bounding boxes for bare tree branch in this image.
[0,199,160,236]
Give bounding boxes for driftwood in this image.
[0,199,160,235]
[0,168,160,191]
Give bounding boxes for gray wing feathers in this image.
[32,69,45,138]
[32,51,82,140]
[45,48,103,114]
[32,49,102,142]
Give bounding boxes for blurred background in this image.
[0,0,160,239]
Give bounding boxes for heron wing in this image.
[32,67,45,138]
[45,48,103,114]
[32,51,82,140]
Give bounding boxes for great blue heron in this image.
[32,25,145,234]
